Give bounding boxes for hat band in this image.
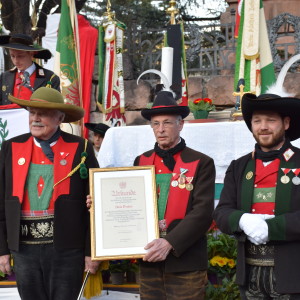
[9,37,33,47]
[29,98,63,104]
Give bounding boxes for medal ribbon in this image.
[292,168,300,177]
[281,168,291,175]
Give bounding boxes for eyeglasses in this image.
[150,120,178,129]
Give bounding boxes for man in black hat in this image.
[0,33,60,105]
[0,87,99,300]
[214,93,300,298]
[84,122,110,158]
[134,90,216,300]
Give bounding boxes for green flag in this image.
[55,0,81,107]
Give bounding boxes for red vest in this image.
[139,152,199,227]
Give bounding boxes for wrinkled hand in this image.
[143,238,173,262]
[0,255,11,275]
[85,256,100,275]
[239,213,273,245]
[86,195,92,210]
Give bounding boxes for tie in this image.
[15,71,24,86]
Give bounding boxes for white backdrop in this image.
[98,121,300,183]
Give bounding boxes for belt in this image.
[245,240,274,266]
[20,214,54,245]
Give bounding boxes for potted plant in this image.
[109,260,127,285]
[205,221,241,300]
[126,259,139,283]
[188,98,215,119]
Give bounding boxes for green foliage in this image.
[0,118,9,149]
[206,223,240,300]
[109,260,128,273]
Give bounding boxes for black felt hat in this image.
[242,93,300,141]
[141,91,190,120]
[0,34,52,60]
[84,123,110,136]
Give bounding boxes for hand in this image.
[239,213,269,245]
[0,255,11,275]
[85,256,100,275]
[143,238,173,262]
[86,195,92,210]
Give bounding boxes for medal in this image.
[281,168,291,184]
[178,175,186,185]
[60,159,67,166]
[171,180,178,187]
[178,183,186,189]
[291,168,300,185]
[186,183,193,191]
[186,177,194,191]
[281,175,290,184]
[292,176,300,185]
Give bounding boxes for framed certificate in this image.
[89,166,159,260]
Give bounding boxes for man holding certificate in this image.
[134,89,216,300]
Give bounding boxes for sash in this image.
[139,152,199,227]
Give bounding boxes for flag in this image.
[77,15,98,138]
[97,21,126,127]
[164,22,188,106]
[234,0,276,95]
[234,0,242,38]
[55,0,81,108]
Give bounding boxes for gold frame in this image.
[89,166,159,260]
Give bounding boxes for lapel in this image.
[12,136,33,203]
[52,136,79,200]
[33,64,46,90]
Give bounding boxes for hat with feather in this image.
[242,54,300,141]
[137,69,190,120]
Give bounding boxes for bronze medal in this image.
[171,180,178,187]
[178,183,186,189]
[186,183,193,191]
[281,175,290,184]
[292,176,300,185]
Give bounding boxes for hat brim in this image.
[0,38,52,60]
[242,93,300,141]
[8,94,84,123]
[141,106,190,120]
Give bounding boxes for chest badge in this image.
[246,171,253,180]
[18,157,26,165]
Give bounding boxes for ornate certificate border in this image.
[89,166,159,260]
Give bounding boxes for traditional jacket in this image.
[213,143,300,293]
[0,62,60,105]
[0,131,98,256]
[134,146,215,273]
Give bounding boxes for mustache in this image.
[31,122,44,127]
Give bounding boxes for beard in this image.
[253,128,286,151]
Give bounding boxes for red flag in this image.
[234,0,242,38]
[77,15,98,138]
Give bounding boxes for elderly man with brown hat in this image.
[0,87,99,300]
[0,33,60,105]
[134,90,216,300]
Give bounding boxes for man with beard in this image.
[134,90,215,300]
[214,92,300,299]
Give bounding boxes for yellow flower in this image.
[227,259,236,268]
[210,256,228,267]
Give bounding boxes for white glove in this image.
[239,213,269,245]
